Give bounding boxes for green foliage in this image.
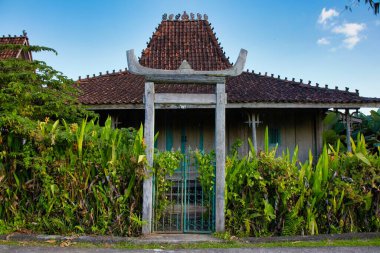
[195,150,215,192]
[225,128,380,237]
[353,109,380,153]
[0,117,145,236]
[323,110,380,153]
[152,150,183,223]
[0,44,92,126]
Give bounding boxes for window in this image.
[269,127,281,146]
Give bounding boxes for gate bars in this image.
[153,153,215,233]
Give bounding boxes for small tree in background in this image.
[0,44,93,132]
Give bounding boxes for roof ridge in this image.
[78,68,131,81]
[162,12,208,21]
[243,70,359,96]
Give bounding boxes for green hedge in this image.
[1,121,379,237]
[225,131,380,237]
[0,117,145,236]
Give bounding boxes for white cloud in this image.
[332,23,366,49]
[343,36,360,49]
[332,23,365,37]
[317,37,330,45]
[318,8,339,25]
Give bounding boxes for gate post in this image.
[142,82,155,234]
[215,82,226,232]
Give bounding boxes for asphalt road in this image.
[1,245,380,253]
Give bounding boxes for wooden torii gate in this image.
[127,48,247,234]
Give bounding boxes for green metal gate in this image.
[152,154,215,233]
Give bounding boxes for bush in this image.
[225,128,380,237]
[0,117,145,236]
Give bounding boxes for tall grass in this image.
[0,117,145,236]
[225,127,380,237]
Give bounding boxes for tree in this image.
[347,0,380,14]
[0,44,94,135]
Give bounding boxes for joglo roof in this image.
[77,12,380,108]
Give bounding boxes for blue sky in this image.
[1,0,379,111]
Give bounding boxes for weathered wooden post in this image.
[142,81,155,234]
[345,109,352,152]
[215,83,226,232]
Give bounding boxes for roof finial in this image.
[175,13,180,20]
[197,13,202,20]
[345,87,349,91]
[169,14,174,20]
[181,11,189,21]
[203,14,208,21]
[190,12,195,20]
[22,30,27,37]
[162,13,167,21]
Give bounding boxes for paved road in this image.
[1,245,380,253]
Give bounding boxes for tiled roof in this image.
[77,13,380,107]
[77,70,380,106]
[139,12,231,71]
[226,72,379,104]
[0,35,28,59]
[78,71,145,105]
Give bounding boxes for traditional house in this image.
[77,12,380,234]
[0,31,32,61]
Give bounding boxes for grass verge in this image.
[0,237,380,249]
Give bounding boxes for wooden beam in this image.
[145,74,225,84]
[154,93,216,105]
[86,102,380,111]
[142,82,154,234]
[127,48,247,77]
[215,83,226,232]
[227,102,380,109]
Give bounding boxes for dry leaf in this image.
[60,240,72,247]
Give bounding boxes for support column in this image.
[315,110,324,156]
[215,83,226,232]
[345,109,352,152]
[142,82,155,234]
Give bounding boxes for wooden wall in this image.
[97,108,325,161]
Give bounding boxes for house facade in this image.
[77,12,380,234]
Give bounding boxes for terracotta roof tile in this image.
[226,72,379,104]
[77,71,380,106]
[139,18,231,71]
[0,35,28,59]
